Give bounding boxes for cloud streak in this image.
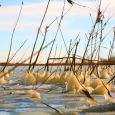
[0,0,115,62]
[0,0,115,32]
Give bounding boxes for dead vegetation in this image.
[0,0,115,114]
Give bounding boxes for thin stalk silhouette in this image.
[2,1,23,71]
[31,26,48,71]
[49,44,58,73]
[0,40,54,78]
[28,0,51,71]
[8,39,27,63]
[41,101,64,115]
[70,40,80,73]
[45,0,66,71]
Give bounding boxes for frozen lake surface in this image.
[0,84,115,115]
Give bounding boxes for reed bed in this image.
[0,0,115,114]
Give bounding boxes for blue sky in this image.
[0,0,40,6]
[0,0,115,62]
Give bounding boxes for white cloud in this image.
[0,0,115,62]
[0,0,115,32]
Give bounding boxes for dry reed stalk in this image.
[108,31,115,61]
[28,0,51,70]
[56,45,63,75]
[74,70,99,105]
[31,26,48,71]
[2,1,23,71]
[57,21,80,72]
[49,44,58,73]
[67,0,91,9]
[41,101,64,115]
[70,40,80,73]
[44,0,66,71]
[46,34,82,75]
[75,0,104,75]
[107,75,115,84]
[0,40,54,78]
[95,66,112,97]
[44,38,56,71]
[8,40,27,63]
[64,39,72,71]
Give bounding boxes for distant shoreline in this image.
[0,61,115,66]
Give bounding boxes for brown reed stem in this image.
[0,40,54,78]
[41,101,64,115]
[2,1,23,71]
[45,0,66,71]
[31,26,48,71]
[8,39,27,62]
[28,0,51,70]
